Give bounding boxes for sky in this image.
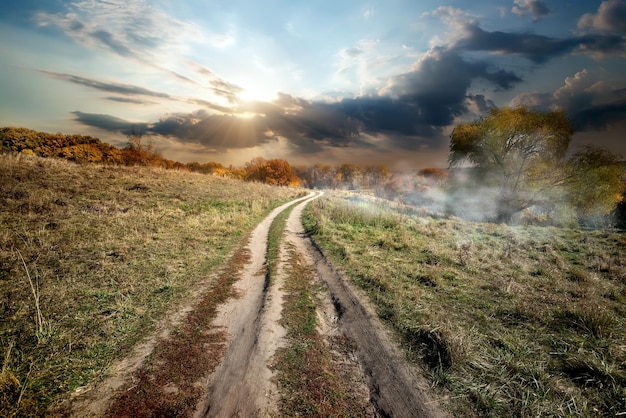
[1,0,625,168]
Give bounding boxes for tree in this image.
[336,164,362,189]
[363,165,392,188]
[417,168,448,183]
[121,133,163,166]
[566,146,625,225]
[447,106,624,224]
[243,157,301,187]
[304,164,335,189]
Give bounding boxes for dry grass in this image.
[104,247,250,417]
[303,192,626,417]
[0,153,303,415]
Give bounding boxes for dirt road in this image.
[62,192,444,417]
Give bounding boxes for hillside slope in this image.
[0,153,302,415]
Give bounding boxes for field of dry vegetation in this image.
[0,153,302,416]
[303,192,626,417]
[2,150,624,417]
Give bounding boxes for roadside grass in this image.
[266,201,293,282]
[0,153,303,415]
[303,192,626,417]
[104,246,251,417]
[271,245,371,417]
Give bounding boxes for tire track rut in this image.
[284,194,445,418]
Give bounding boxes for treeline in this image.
[0,126,439,192]
[5,125,622,227]
[1,127,187,169]
[0,127,303,186]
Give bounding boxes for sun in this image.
[237,78,278,103]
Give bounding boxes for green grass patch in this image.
[266,203,296,282]
[303,192,626,417]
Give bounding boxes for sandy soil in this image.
[60,191,445,417]
[194,192,317,417]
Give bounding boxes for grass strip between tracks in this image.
[269,201,370,416]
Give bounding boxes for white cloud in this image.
[511,0,550,22]
[578,0,626,34]
[35,0,203,61]
[210,33,236,48]
[422,6,477,28]
[421,6,478,47]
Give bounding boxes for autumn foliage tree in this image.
[121,134,163,166]
[243,157,301,186]
[1,127,122,163]
[566,146,625,225]
[447,107,625,224]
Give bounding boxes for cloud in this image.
[424,6,477,27]
[425,6,626,62]
[187,62,244,104]
[37,68,235,113]
[578,0,626,35]
[105,96,153,105]
[36,69,172,99]
[466,94,496,115]
[88,29,135,56]
[209,33,235,48]
[71,47,521,155]
[149,111,270,149]
[509,70,626,131]
[511,0,550,22]
[380,48,521,124]
[72,111,144,134]
[34,0,202,63]
[451,23,626,62]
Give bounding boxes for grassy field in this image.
[0,153,303,416]
[303,192,626,417]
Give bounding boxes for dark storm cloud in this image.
[72,111,145,133]
[511,71,626,132]
[467,94,495,113]
[149,111,271,149]
[305,49,518,149]
[378,48,521,126]
[574,100,626,131]
[72,109,275,150]
[71,48,523,153]
[453,24,626,63]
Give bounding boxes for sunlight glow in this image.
[237,78,278,102]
